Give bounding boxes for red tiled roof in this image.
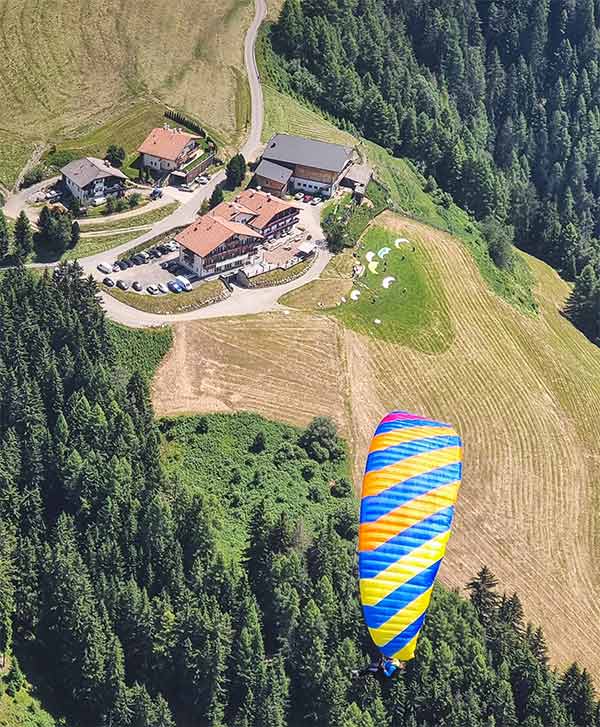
[138,127,199,161]
[175,215,262,258]
[212,189,299,232]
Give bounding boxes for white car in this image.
[175,275,192,292]
[294,192,304,201]
[197,176,209,184]
[157,283,169,294]
[97,263,112,275]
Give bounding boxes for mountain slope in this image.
[0,0,254,186]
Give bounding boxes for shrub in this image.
[21,165,45,188]
[250,431,266,453]
[196,416,208,434]
[106,145,126,168]
[302,463,316,481]
[128,192,142,208]
[307,484,324,502]
[299,416,343,462]
[331,477,353,498]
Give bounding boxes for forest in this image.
[0,263,598,726]
[271,0,600,339]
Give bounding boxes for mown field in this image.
[153,210,600,679]
[0,0,255,188]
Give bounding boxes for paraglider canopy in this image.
[358,411,463,662]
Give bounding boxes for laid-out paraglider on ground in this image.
[332,226,453,352]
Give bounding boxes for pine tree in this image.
[0,209,10,258]
[467,566,500,627]
[209,185,224,209]
[14,211,33,260]
[71,220,80,249]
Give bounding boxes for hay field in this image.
[0,0,254,186]
[152,313,350,433]
[153,211,600,678]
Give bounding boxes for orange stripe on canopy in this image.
[359,480,461,552]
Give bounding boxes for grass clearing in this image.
[279,250,355,309]
[108,321,173,381]
[106,280,227,314]
[331,226,454,352]
[81,202,179,232]
[159,412,351,557]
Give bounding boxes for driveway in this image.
[100,245,332,327]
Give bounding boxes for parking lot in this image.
[98,242,196,295]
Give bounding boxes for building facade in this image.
[257,134,354,198]
[138,126,199,173]
[61,158,127,203]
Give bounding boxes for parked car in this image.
[157,244,170,254]
[179,184,193,192]
[294,192,304,201]
[166,260,179,272]
[168,280,183,293]
[123,259,134,268]
[148,249,159,259]
[303,195,313,203]
[112,263,121,272]
[103,277,115,287]
[175,275,192,292]
[117,260,128,270]
[197,176,209,185]
[147,285,159,295]
[160,261,170,270]
[310,197,321,205]
[97,263,112,274]
[150,188,163,200]
[117,280,130,291]
[157,283,169,294]
[132,255,146,265]
[132,281,142,292]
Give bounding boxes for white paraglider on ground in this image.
[341,296,347,303]
[373,319,382,325]
[382,276,396,289]
[350,289,361,301]
[368,261,379,274]
[395,238,409,248]
[377,247,391,259]
[365,251,375,262]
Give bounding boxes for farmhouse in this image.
[214,189,299,239]
[137,126,200,173]
[61,157,127,204]
[176,215,263,278]
[176,190,300,278]
[257,133,353,198]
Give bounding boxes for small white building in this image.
[137,126,200,173]
[60,157,127,203]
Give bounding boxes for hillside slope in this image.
[153,210,600,678]
[0,0,255,186]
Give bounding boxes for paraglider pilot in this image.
[352,654,403,680]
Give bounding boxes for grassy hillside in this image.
[0,0,254,187]
[153,214,600,679]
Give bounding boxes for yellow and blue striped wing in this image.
[358,411,463,661]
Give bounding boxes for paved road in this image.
[241,0,266,161]
[4,176,60,222]
[101,245,332,327]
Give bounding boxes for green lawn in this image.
[331,226,454,353]
[0,684,55,727]
[84,197,150,219]
[108,322,173,381]
[159,412,352,557]
[106,279,227,314]
[81,202,179,232]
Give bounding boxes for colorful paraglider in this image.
[358,411,463,669]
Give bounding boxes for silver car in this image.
[157,283,169,294]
